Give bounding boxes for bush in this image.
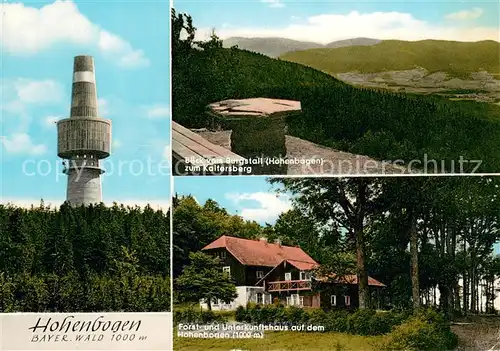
[323,309,349,333]
[347,309,379,335]
[379,309,458,351]
[234,304,414,336]
[235,305,246,322]
[174,308,228,324]
[321,309,406,335]
[286,306,308,324]
[307,308,327,325]
[384,309,413,327]
[215,310,235,320]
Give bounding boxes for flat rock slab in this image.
[194,129,412,175]
[208,98,301,117]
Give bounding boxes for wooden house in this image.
[201,235,385,310]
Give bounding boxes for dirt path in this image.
[452,316,500,350]
[195,130,412,175]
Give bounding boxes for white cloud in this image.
[98,31,150,68]
[144,105,170,119]
[98,98,109,116]
[14,79,64,104]
[0,198,171,212]
[1,133,48,155]
[2,79,64,132]
[42,115,60,128]
[261,0,285,8]
[2,78,63,119]
[1,99,28,115]
[445,8,484,20]
[112,140,122,149]
[200,10,499,44]
[2,1,149,68]
[226,192,292,223]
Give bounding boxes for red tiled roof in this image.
[287,259,318,271]
[317,274,385,287]
[203,235,318,268]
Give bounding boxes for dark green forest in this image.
[0,202,170,312]
[172,10,500,173]
[174,177,500,315]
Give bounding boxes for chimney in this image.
[259,237,268,243]
[274,239,281,246]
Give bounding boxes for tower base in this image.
[66,167,103,207]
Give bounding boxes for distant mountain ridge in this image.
[325,38,381,48]
[222,37,380,57]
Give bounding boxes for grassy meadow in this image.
[175,330,379,351]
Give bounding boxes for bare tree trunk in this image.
[463,238,468,313]
[439,285,450,312]
[471,252,476,313]
[454,283,461,312]
[354,181,369,310]
[410,215,420,312]
[356,225,369,309]
[492,277,496,313]
[478,284,481,313]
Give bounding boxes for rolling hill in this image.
[222,37,380,57]
[280,39,500,77]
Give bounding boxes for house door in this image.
[302,295,312,307]
[288,294,302,307]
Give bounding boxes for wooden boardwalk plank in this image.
[173,130,221,159]
[172,121,244,163]
[172,139,213,168]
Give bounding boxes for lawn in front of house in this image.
[174,330,380,351]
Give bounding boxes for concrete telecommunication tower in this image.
[57,55,112,206]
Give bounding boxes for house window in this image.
[344,295,351,306]
[256,271,264,279]
[223,266,231,277]
[220,251,226,259]
[256,293,263,304]
[285,272,292,281]
[300,271,312,280]
[331,295,337,306]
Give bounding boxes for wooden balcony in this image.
[267,280,312,292]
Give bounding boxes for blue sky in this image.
[173,0,499,43]
[174,176,291,225]
[1,1,171,210]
